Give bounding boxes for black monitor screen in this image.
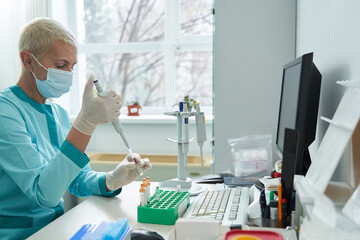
[277,63,301,154]
[275,52,321,175]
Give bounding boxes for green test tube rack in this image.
[137,190,190,225]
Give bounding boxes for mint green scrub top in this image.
[0,85,121,239]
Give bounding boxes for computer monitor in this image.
[275,52,322,175]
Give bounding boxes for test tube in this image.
[176,184,182,193]
[155,186,160,201]
[142,178,148,203]
[139,184,145,206]
[146,176,150,202]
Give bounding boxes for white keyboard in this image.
[182,187,249,226]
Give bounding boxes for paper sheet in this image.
[342,184,360,227]
[306,89,360,193]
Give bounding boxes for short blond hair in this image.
[19,18,78,62]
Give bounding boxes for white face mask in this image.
[31,54,73,99]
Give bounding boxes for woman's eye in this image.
[56,65,65,69]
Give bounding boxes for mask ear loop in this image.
[31,53,49,81]
[31,54,48,71]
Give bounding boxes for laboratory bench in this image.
[28,181,295,240]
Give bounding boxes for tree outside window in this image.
[76,0,213,114]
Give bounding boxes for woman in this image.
[0,18,151,239]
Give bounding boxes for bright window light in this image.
[56,0,213,116]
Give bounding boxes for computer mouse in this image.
[131,228,165,240]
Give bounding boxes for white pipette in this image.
[181,102,189,168]
[93,80,143,175]
[195,103,206,167]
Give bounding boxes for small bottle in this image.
[139,184,145,206]
[155,186,161,201]
[269,200,278,220]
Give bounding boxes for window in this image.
[58,0,213,116]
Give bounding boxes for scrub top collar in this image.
[10,85,52,112]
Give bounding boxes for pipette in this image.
[93,80,143,175]
[195,103,206,167]
[181,102,189,170]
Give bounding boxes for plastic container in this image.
[224,229,283,240]
[70,219,131,240]
[137,190,190,225]
[228,134,273,177]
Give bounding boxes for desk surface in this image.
[29,181,175,240]
[29,181,294,240]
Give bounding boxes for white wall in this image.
[297,0,360,183]
[213,0,296,173]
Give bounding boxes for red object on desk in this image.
[224,229,283,240]
[271,170,281,178]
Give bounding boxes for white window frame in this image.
[56,0,213,118]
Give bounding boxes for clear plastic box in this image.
[228,134,273,177]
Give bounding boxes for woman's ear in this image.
[20,50,34,72]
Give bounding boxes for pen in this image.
[269,190,274,201]
[278,182,282,222]
[281,198,287,222]
[260,189,266,218]
[291,190,296,212]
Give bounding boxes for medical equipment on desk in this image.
[160,101,207,195]
[94,80,142,175]
[137,189,190,225]
[194,103,207,167]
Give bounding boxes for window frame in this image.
[60,0,213,117]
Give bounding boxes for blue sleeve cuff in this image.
[98,174,122,197]
[60,140,90,168]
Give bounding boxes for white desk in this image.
[29,181,294,240]
[28,181,175,240]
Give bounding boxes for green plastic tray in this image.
[137,190,190,225]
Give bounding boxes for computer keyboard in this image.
[182,187,250,226]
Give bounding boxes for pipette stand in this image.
[160,103,204,196]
